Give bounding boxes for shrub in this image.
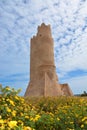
[0,85,87,130]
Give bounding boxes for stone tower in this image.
[25,23,73,97]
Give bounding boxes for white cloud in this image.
[61,75,87,94]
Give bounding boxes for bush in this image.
[0,85,35,130]
[0,85,87,130]
[81,91,87,97]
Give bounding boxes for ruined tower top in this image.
[31,23,52,41]
[37,23,52,37]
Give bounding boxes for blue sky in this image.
[0,0,87,95]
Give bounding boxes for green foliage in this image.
[0,85,21,97]
[0,86,87,130]
[81,91,87,96]
[0,85,34,130]
[26,97,87,130]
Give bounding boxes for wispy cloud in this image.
[62,75,87,94]
[0,0,87,95]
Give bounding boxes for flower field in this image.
[0,86,87,130]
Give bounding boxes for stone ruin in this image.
[24,23,73,97]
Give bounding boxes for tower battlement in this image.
[31,23,51,42]
[38,23,50,32]
[37,23,52,37]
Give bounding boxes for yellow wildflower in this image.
[75,114,78,117]
[0,119,4,124]
[57,117,60,121]
[14,96,19,100]
[49,112,54,117]
[30,117,34,121]
[80,99,85,103]
[24,126,33,130]
[9,100,15,106]
[12,110,16,116]
[6,99,15,106]
[70,122,73,124]
[85,121,87,124]
[20,98,24,103]
[82,116,87,122]
[25,115,29,119]
[7,107,11,113]
[20,112,23,116]
[0,120,4,130]
[81,124,84,128]
[2,98,5,101]
[34,115,40,121]
[0,125,5,129]
[4,103,7,106]
[6,87,10,91]
[8,120,17,128]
